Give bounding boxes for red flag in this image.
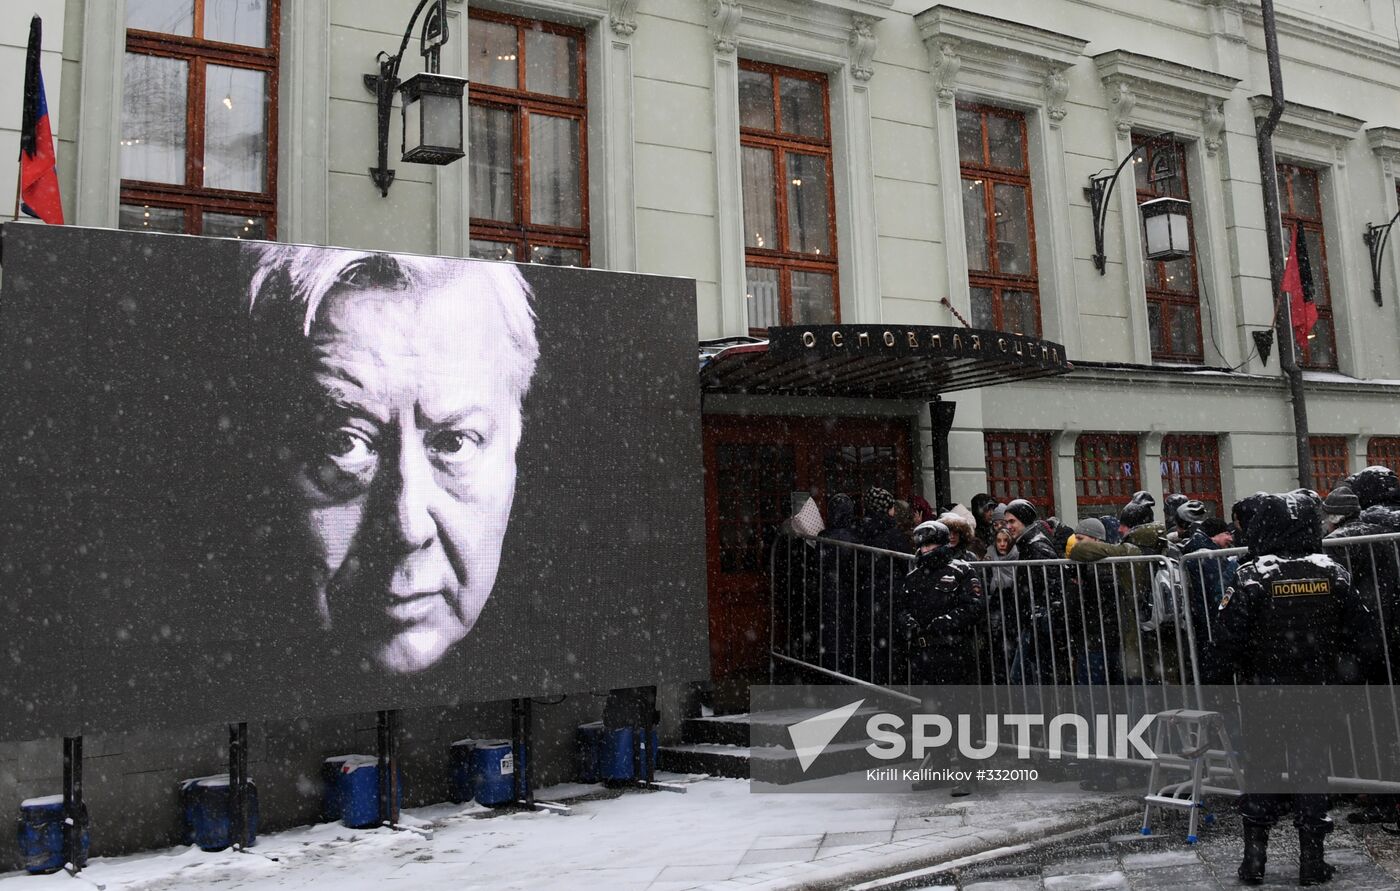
[18,15,64,225]
[1282,224,1317,351]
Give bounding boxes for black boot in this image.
[1237,821,1270,885]
[1298,824,1336,886]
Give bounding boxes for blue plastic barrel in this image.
[574,723,604,784]
[320,754,370,821]
[466,739,518,806]
[337,756,400,829]
[180,775,259,852]
[598,727,658,781]
[16,795,88,874]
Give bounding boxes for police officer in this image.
[898,520,984,796]
[898,520,985,686]
[1211,490,1379,886]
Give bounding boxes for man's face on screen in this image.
[284,282,523,674]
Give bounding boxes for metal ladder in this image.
[1141,708,1245,843]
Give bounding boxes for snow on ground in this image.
[0,774,1135,891]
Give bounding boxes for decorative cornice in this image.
[849,13,877,82]
[710,0,742,54]
[711,0,889,73]
[1105,80,1136,136]
[930,37,960,106]
[915,4,1085,112]
[1044,69,1069,125]
[1202,99,1226,156]
[1093,50,1238,140]
[610,0,638,37]
[1367,126,1400,162]
[1238,3,1400,71]
[1248,96,1364,147]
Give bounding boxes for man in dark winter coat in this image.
[1002,499,1064,682]
[1210,491,1380,886]
[898,520,984,686]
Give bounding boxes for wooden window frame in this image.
[122,0,280,237]
[468,8,590,266]
[983,431,1055,519]
[1277,163,1338,370]
[740,59,839,335]
[1075,433,1142,515]
[958,102,1041,337]
[1160,434,1223,517]
[1135,135,1203,362]
[1367,437,1400,474]
[1309,436,1350,498]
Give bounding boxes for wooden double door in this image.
[702,414,914,683]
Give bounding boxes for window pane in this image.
[203,65,267,192]
[202,212,267,239]
[1162,254,1192,293]
[469,106,514,221]
[525,28,578,98]
[791,270,835,324]
[785,153,830,255]
[1003,290,1038,336]
[119,203,185,233]
[745,266,781,331]
[987,113,1023,169]
[121,53,188,185]
[1306,318,1335,367]
[970,287,995,329]
[126,0,193,35]
[1170,304,1200,358]
[779,75,824,139]
[1147,302,1165,355]
[962,178,989,272]
[1303,229,1327,305]
[529,244,583,266]
[528,114,582,227]
[993,182,1031,275]
[956,108,982,165]
[469,239,518,262]
[738,69,774,131]
[205,0,267,47]
[741,146,776,250]
[1289,167,1319,218]
[468,19,519,89]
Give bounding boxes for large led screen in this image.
[0,224,708,741]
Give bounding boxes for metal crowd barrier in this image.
[770,529,1400,793]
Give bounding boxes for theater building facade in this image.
[4,0,1400,857]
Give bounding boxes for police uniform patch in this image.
[1269,579,1332,599]
[1218,587,1233,610]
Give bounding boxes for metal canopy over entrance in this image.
[699,324,1072,398]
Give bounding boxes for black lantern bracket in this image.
[1364,207,1400,307]
[1084,130,1178,275]
[364,0,451,197]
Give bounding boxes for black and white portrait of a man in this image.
[242,245,539,675]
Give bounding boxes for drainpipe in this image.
[1256,0,1313,489]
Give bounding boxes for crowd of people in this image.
[779,467,1400,883]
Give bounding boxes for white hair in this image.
[242,243,540,402]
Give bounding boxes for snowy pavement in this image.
[0,773,1135,890]
[865,810,1400,890]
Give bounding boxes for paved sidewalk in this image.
[0,774,1136,891]
[900,812,1400,891]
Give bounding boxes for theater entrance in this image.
[701,414,913,695]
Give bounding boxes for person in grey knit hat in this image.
[1074,517,1106,541]
[1322,485,1360,533]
